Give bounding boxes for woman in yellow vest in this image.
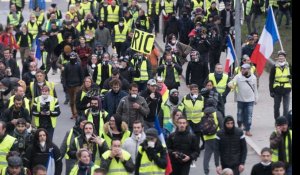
[75,76,94,117]
[70,148,100,175]
[135,128,167,174]
[101,139,134,175]
[102,114,131,148]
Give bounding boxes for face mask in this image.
[243,71,249,76]
[166,61,172,66]
[91,106,98,112]
[0,88,7,92]
[40,141,46,147]
[261,161,271,166]
[38,82,44,86]
[279,62,285,66]
[31,71,36,75]
[99,25,104,29]
[169,96,179,104]
[31,19,36,23]
[147,141,155,148]
[171,40,176,44]
[103,61,108,65]
[192,58,198,62]
[192,94,198,99]
[131,94,137,98]
[119,22,124,26]
[135,133,142,140]
[91,64,96,68]
[41,94,48,99]
[86,134,92,140]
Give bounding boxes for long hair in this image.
[33,128,52,147]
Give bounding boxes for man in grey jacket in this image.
[122,120,146,164]
[95,20,111,52]
[116,83,150,132]
[228,63,258,137]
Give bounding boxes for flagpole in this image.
[270,6,284,51]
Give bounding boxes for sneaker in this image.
[245,131,253,137]
[190,161,196,168]
[70,115,77,120]
[200,144,205,150]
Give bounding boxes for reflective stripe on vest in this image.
[0,135,16,169]
[86,110,107,137]
[124,17,133,32]
[80,2,92,15]
[114,25,128,43]
[41,51,48,70]
[164,0,174,14]
[107,5,120,22]
[192,0,203,11]
[34,97,58,128]
[203,112,220,140]
[69,164,99,175]
[96,64,112,85]
[64,128,73,159]
[8,95,30,112]
[162,65,179,83]
[30,81,55,101]
[271,130,292,163]
[208,73,228,95]
[147,0,160,15]
[102,150,131,175]
[17,35,32,48]
[138,146,165,175]
[273,67,291,88]
[182,96,204,123]
[133,60,148,82]
[8,13,21,26]
[27,22,39,39]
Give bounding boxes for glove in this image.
[146,148,156,159]
[270,92,275,98]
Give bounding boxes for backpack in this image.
[199,113,218,135]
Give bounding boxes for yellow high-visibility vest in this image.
[132,60,149,82]
[102,150,131,175]
[27,22,39,39]
[147,0,160,15]
[161,65,180,83]
[17,34,32,48]
[29,81,55,102]
[107,5,120,22]
[96,64,112,85]
[103,130,131,148]
[114,25,128,43]
[208,73,228,95]
[0,135,16,169]
[271,130,292,163]
[64,128,73,159]
[273,66,292,89]
[85,109,108,137]
[137,146,165,175]
[202,112,220,140]
[8,12,21,27]
[80,1,92,15]
[37,12,45,25]
[8,95,30,112]
[182,95,204,123]
[164,0,174,14]
[34,96,58,128]
[69,164,99,175]
[192,0,203,11]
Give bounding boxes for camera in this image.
[177,152,186,160]
[42,102,50,113]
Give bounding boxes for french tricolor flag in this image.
[250,7,281,76]
[154,116,172,175]
[224,35,236,73]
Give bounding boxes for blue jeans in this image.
[237,101,254,131]
[286,165,292,175]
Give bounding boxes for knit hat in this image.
[277,50,286,57]
[276,116,288,126]
[204,107,216,114]
[170,89,179,95]
[145,128,158,139]
[8,156,22,167]
[241,63,251,69]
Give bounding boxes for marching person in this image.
[269,51,292,120]
[251,147,273,175]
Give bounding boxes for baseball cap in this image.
[241,63,251,69]
[147,79,157,86]
[277,50,286,57]
[145,128,158,139]
[276,116,288,126]
[8,156,22,167]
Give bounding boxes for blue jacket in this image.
[103,90,128,118]
[29,0,46,10]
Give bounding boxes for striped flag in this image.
[250,7,282,76]
[46,148,55,175]
[154,116,172,175]
[224,35,237,73]
[35,38,42,60]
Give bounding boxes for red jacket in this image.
[75,45,92,68]
[0,33,19,50]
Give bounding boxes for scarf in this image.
[78,161,94,175]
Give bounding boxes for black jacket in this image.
[139,89,162,122]
[185,60,209,89]
[220,9,234,28]
[102,77,130,92]
[0,106,31,135]
[166,129,200,164]
[24,143,62,175]
[251,162,273,175]
[68,134,109,162]
[163,16,180,39]
[63,62,84,88]
[4,58,20,79]
[157,63,182,89]
[103,90,128,119]
[178,17,194,45]
[215,116,247,167]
